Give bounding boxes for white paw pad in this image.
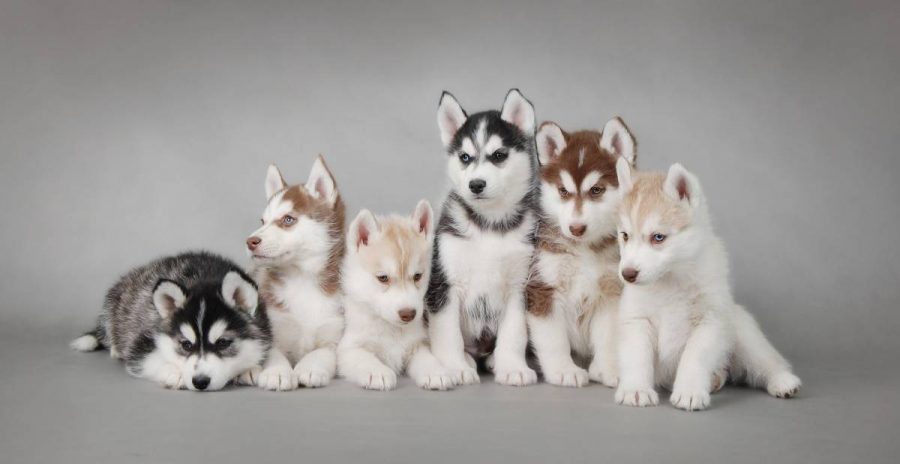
[362,369,398,391]
[257,367,297,391]
[545,366,589,388]
[670,389,711,411]
[159,364,184,390]
[295,367,331,388]
[235,366,261,386]
[767,372,801,398]
[417,372,455,391]
[449,366,480,385]
[615,387,659,407]
[495,367,538,387]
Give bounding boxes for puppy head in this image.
[344,200,434,326]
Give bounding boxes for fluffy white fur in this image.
[614,160,801,411]
[337,201,454,390]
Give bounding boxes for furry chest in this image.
[440,231,533,297]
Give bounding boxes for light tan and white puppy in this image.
[614,160,802,410]
[527,117,635,388]
[338,200,454,391]
[241,155,345,391]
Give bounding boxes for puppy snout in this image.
[398,309,417,322]
[468,179,486,194]
[192,375,211,390]
[569,223,587,237]
[621,267,639,283]
[246,237,262,251]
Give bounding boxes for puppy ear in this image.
[663,163,702,205]
[153,280,186,319]
[412,199,434,236]
[437,91,467,148]
[305,155,338,207]
[349,209,379,251]
[500,89,535,135]
[536,122,567,166]
[615,157,634,194]
[600,117,636,165]
[221,271,259,316]
[265,164,287,200]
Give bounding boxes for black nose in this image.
[469,179,486,194]
[622,268,639,283]
[192,375,211,390]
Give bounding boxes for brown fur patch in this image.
[621,173,691,235]
[541,129,630,198]
[526,277,555,317]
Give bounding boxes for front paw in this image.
[295,366,332,388]
[416,371,455,391]
[543,366,589,388]
[235,366,261,386]
[767,371,801,398]
[448,365,480,385]
[360,367,398,391]
[158,364,185,390]
[670,389,711,411]
[494,366,538,387]
[615,386,659,407]
[588,361,618,388]
[257,366,297,391]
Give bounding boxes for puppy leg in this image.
[429,292,479,385]
[338,347,398,391]
[407,344,455,391]
[294,347,336,388]
[615,317,659,407]
[493,293,537,386]
[670,316,729,411]
[257,349,297,391]
[732,305,801,398]
[528,305,587,388]
[588,302,619,388]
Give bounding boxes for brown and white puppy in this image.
[526,117,636,387]
[337,200,455,391]
[240,155,346,391]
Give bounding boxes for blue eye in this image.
[652,233,667,243]
[459,153,472,164]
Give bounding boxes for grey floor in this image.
[1,323,895,464]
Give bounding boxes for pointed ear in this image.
[663,163,701,205]
[221,271,259,316]
[305,155,338,207]
[500,89,535,135]
[437,91,467,148]
[153,280,186,319]
[348,209,379,251]
[412,199,434,236]
[615,157,634,194]
[265,164,287,200]
[536,122,567,166]
[600,117,636,165]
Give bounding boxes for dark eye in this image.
[180,340,193,351]
[590,186,605,196]
[413,273,423,282]
[621,232,629,242]
[281,215,296,226]
[558,186,570,198]
[215,338,233,351]
[490,150,508,163]
[652,233,667,243]
[459,153,472,164]
[376,275,389,283]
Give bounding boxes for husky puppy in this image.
[71,252,271,391]
[526,117,636,388]
[244,155,345,391]
[427,89,540,386]
[337,200,455,390]
[613,160,802,410]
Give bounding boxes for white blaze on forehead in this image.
[483,135,503,155]
[580,172,602,194]
[560,171,577,194]
[207,320,228,344]
[476,119,487,148]
[180,323,196,344]
[264,192,294,221]
[578,148,586,168]
[461,138,477,157]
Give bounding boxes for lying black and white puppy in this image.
[72,252,271,391]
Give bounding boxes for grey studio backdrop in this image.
[1,1,898,464]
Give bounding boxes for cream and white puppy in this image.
[338,200,454,390]
[614,160,802,410]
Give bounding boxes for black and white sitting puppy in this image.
[426,89,541,386]
[71,252,271,391]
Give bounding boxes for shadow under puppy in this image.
[71,252,271,391]
[338,200,454,390]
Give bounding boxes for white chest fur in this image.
[265,276,344,362]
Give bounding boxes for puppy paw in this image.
[295,366,331,388]
[494,366,538,387]
[544,366,589,388]
[159,364,185,390]
[615,386,659,407]
[710,369,728,393]
[361,367,398,391]
[448,365,480,385]
[670,389,711,411]
[416,371,455,391]
[257,366,297,391]
[235,366,261,386]
[588,361,618,388]
[767,371,801,398]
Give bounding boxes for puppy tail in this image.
[731,305,801,397]
[70,324,108,352]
